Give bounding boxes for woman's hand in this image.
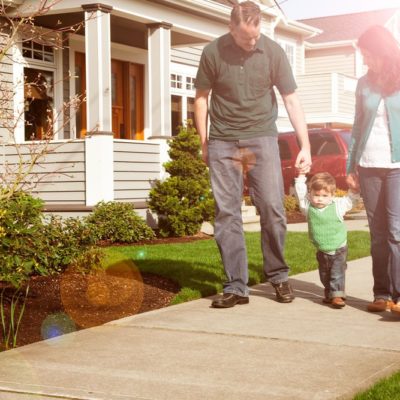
[346,173,360,193]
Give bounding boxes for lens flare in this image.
[41,312,76,341]
[135,248,147,260]
[60,260,144,329]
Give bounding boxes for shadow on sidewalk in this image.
[249,278,373,313]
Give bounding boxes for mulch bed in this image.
[0,212,306,350]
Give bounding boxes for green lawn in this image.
[103,231,371,304]
[353,371,400,400]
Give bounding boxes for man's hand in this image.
[201,142,209,166]
[295,148,312,174]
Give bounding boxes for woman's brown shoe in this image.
[391,302,400,316]
[367,298,394,312]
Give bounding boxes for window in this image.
[24,68,54,140]
[22,40,54,63]
[22,37,57,141]
[171,74,182,89]
[310,134,340,156]
[277,39,296,71]
[170,70,197,136]
[186,76,195,90]
[171,95,182,136]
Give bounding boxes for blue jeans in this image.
[359,167,400,303]
[208,136,289,296]
[317,246,347,299]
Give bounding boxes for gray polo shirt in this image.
[195,33,297,141]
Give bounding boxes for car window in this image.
[310,134,340,156]
[338,131,351,148]
[278,139,291,160]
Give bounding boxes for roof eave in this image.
[276,19,322,38]
[305,39,356,49]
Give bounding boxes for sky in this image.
[278,0,400,20]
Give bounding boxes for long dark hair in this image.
[357,25,400,96]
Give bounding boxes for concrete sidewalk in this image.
[0,256,399,400]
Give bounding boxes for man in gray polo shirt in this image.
[194,0,311,308]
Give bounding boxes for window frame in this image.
[19,31,63,142]
[277,38,297,73]
[170,64,197,136]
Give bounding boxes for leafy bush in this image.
[284,195,299,212]
[148,122,214,237]
[85,201,155,243]
[0,191,103,286]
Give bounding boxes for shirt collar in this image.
[223,32,264,54]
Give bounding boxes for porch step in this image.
[200,205,261,235]
[241,205,257,217]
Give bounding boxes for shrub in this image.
[284,195,299,212]
[148,122,214,237]
[40,215,103,273]
[0,191,103,286]
[85,201,155,243]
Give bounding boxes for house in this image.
[7,3,399,219]
[296,8,400,129]
[0,0,320,218]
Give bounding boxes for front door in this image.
[75,53,144,139]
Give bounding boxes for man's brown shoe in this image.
[272,281,294,303]
[331,297,345,308]
[367,298,394,312]
[211,293,249,308]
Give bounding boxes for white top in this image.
[359,100,400,168]
[294,175,359,220]
[294,175,360,254]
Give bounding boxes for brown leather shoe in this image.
[272,281,295,303]
[211,293,249,308]
[367,298,394,312]
[331,297,345,308]
[391,302,400,316]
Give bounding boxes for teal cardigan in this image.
[346,75,400,174]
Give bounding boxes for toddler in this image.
[295,172,360,308]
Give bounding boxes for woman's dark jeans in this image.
[359,167,400,303]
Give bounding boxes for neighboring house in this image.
[296,8,400,129]
[0,0,319,218]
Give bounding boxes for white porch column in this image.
[147,22,172,137]
[82,3,114,206]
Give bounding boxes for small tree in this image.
[148,122,214,237]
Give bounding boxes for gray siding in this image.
[305,48,356,76]
[171,46,203,67]
[113,140,160,202]
[2,140,86,204]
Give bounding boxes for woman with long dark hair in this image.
[347,25,400,315]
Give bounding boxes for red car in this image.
[278,128,351,195]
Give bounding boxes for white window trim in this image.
[170,63,197,128]
[277,38,297,75]
[16,30,63,142]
